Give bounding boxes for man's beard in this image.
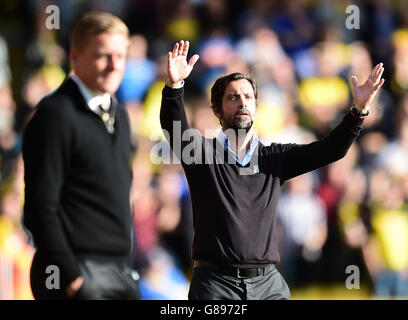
[221,108,254,133]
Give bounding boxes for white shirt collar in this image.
[216,130,259,166]
[70,73,111,113]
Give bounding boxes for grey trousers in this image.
[188,265,291,300]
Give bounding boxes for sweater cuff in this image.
[346,110,364,124]
[163,84,184,99]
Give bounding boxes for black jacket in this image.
[23,78,134,287]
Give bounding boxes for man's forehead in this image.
[92,32,129,44]
[225,79,253,93]
[86,32,129,51]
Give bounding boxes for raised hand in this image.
[351,63,385,113]
[166,40,199,88]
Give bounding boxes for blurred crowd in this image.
[1,0,408,299]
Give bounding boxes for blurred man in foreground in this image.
[23,12,139,300]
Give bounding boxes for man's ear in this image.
[69,48,78,63]
[212,107,221,120]
[212,107,223,127]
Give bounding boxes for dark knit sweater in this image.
[23,78,133,287]
[160,85,363,268]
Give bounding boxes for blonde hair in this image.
[71,11,129,51]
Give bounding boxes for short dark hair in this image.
[210,73,258,113]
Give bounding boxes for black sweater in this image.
[160,85,363,267]
[23,78,133,287]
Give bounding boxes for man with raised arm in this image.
[160,40,384,300]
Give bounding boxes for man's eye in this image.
[229,95,237,101]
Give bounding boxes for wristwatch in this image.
[350,104,369,118]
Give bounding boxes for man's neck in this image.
[70,73,106,97]
[70,74,111,112]
[223,127,254,161]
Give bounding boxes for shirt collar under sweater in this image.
[216,130,259,166]
[70,74,111,113]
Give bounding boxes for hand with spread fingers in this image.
[166,40,199,88]
[351,63,385,114]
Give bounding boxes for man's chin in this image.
[96,76,122,94]
[97,83,120,95]
[236,119,253,130]
[231,122,253,133]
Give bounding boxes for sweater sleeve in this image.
[23,101,81,289]
[279,111,364,182]
[160,85,202,164]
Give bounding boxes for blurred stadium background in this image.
[1,0,408,300]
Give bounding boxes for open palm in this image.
[167,40,199,87]
[351,63,385,112]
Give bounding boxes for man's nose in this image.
[107,55,116,71]
[238,95,247,107]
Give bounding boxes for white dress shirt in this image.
[70,73,111,112]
